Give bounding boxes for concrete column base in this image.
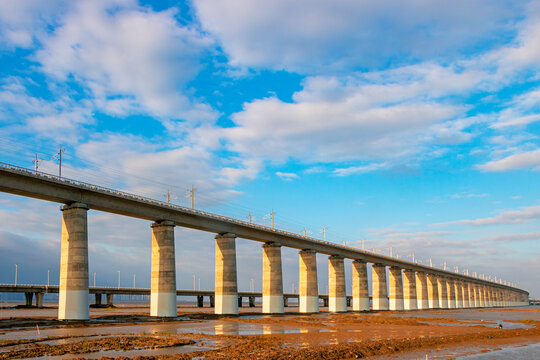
[389,298,404,311]
[404,298,417,310]
[373,298,389,310]
[329,297,347,312]
[58,290,89,320]
[150,292,176,317]
[417,299,429,310]
[35,293,44,308]
[215,294,238,314]
[448,300,456,309]
[263,295,284,314]
[353,297,370,311]
[299,295,319,313]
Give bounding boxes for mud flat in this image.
[0,306,538,359]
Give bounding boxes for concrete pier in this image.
[447,279,456,309]
[462,282,470,308]
[403,270,417,310]
[388,267,404,311]
[262,243,284,314]
[416,272,429,310]
[299,249,318,313]
[455,280,463,308]
[59,202,89,320]
[328,255,346,312]
[150,220,177,317]
[215,233,238,315]
[372,264,389,310]
[427,274,439,309]
[438,277,448,309]
[352,260,369,311]
[469,283,477,307]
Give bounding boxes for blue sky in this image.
[0,0,539,298]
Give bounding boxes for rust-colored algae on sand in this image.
[1,309,539,359]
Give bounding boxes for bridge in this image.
[0,163,529,320]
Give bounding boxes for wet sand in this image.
[0,304,539,359]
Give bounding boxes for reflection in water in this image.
[456,343,540,359]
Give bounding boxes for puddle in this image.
[457,342,540,359]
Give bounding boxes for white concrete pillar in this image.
[328,255,346,312]
[427,274,439,309]
[447,279,456,309]
[59,203,89,320]
[372,264,389,310]
[389,267,404,311]
[455,280,463,308]
[470,283,478,307]
[215,233,238,315]
[438,277,448,309]
[462,282,470,308]
[150,220,177,317]
[299,249,318,313]
[352,260,369,311]
[403,270,417,310]
[416,271,429,310]
[262,243,284,314]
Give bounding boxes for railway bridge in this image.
[0,163,529,320]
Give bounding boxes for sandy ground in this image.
[0,304,539,359]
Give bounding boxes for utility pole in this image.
[47,270,50,288]
[53,145,65,178]
[133,274,136,289]
[264,211,275,228]
[411,252,415,263]
[32,153,41,173]
[320,226,327,241]
[198,278,200,291]
[164,190,177,204]
[389,246,393,258]
[250,278,254,292]
[429,258,432,267]
[187,185,196,209]
[14,264,17,286]
[362,239,365,250]
[193,274,196,290]
[93,272,96,287]
[117,270,120,289]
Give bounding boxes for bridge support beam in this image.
[455,280,463,308]
[469,283,477,307]
[447,279,456,309]
[262,243,284,314]
[35,292,44,308]
[389,267,404,311]
[403,270,417,310]
[25,292,33,307]
[106,294,114,306]
[150,220,177,317]
[461,282,469,308]
[352,260,369,311]
[328,255,346,313]
[427,274,439,309]
[59,202,89,320]
[372,264,388,310]
[299,249,318,313]
[215,233,238,315]
[416,272,429,310]
[438,277,448,309]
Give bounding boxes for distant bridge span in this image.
[0,163,529,320]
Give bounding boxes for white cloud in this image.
[275,171,299,181]
[334,162,386,176]
[35,0,217,122]
[224,64,478,166]
[449,204,540,226]
[0,0,67,48]
[478,149,540,171]
[194,0,523,72]
[450,192,489,199]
